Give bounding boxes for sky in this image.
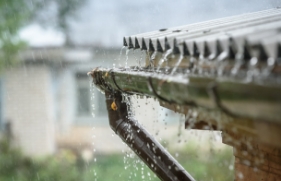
[19,0,281,47]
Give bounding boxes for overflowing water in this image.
[87,43,270,181]
[89,82,98,180]
[125,48,131,69]
[89,77,235,181]
[139,51,145,69]
[149,51,158,69]
[170,55,183,75]
[122,146,155,181]
[109,43,279,86]
[89,79,96,118]
[120,46,126,57]
[156,49,173,72]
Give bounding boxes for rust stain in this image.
[111,101,118,111]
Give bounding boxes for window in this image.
[76,73,107,125]
[160,107,182,125]
[95,90,107,117]
[77,85,91,116]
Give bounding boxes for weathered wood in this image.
[235,158,281,181]
[222,126,281,180]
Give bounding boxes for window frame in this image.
[75,72,108,126]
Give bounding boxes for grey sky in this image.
[20,0,281,47]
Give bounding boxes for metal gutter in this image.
[89,68,281,124]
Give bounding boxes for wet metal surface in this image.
[89,9,281,180]
[89,67,281,123]
[103,91,195,181]
[124,8,281,61]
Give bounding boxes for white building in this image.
[0,46,132,156]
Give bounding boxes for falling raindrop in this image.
[125,48,131,69]
[138,50,145,70]
[156,49,173,72]
[119,46,126,59]
[170,55,183,75]
[237,172,244,179]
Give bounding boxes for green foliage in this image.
[84,143,234,181]
[30,0,86,32]
[0,0,86,72]
[0,0,30,72]
[85,154,158,181]
[177,144,234,181]
[0,139,81,181]
[0,138,234,181]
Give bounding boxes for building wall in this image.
[54,49,172,153]
[56,67,76,133]
[4,64,55,156]
[1,48,222,157]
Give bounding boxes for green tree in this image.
[31,0,87,45]
[0,0,28,70]
[0,0,86,71]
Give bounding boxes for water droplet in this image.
[237,172,244,179]
[125,48,130,68]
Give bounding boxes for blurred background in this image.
[0,0,281,180]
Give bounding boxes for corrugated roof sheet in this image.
[124,8,281,61]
